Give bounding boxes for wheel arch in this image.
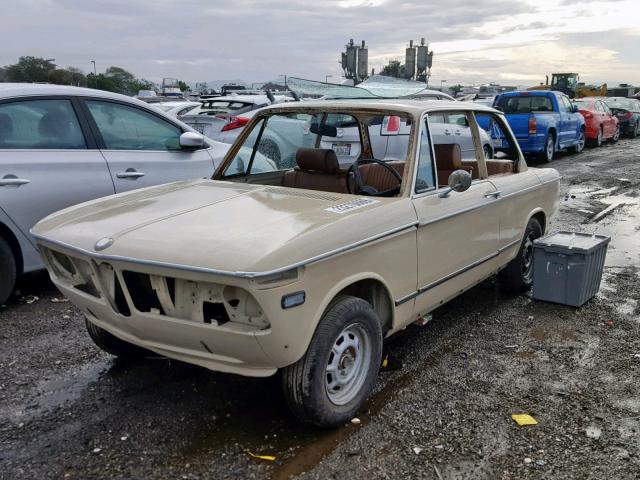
[315,273,395,337]
[528,208,547,234]
[0,221,23,275]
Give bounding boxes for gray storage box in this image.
[532,231,610,307]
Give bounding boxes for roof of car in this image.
[258,99,498,116]
[0,83,147,105]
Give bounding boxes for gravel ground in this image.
[1,138,639,480]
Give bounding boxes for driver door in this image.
[410,115,500,313]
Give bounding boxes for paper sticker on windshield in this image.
[325,198,380,214]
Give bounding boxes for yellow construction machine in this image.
[528,73,607,99]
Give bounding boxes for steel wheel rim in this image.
[522,233,535,281]
[325,323,371,406]
[484,146,491,159]
[597,129,602,146]
[546,136,554,159]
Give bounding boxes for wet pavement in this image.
[1,139,640,479]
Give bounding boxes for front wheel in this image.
[569,128,586,153]
[611,125,620,143]
[499,217,543,292]
[281,295,382,427]
[0,237,17,305]
[631,122,639,139]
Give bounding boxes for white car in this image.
[182,94,295,143]
[153,101,202,117]
[0,84,230,303]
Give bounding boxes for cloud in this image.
[0,0,637,86]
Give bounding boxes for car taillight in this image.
[582,111,592,119]
[528,116,537,136]
[221,116,250,132]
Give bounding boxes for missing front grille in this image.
[114,275,131,317]
[122,271,164,314]
[203,301,230,325]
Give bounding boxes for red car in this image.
[572,97,619,147]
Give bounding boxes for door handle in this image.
[484,190,502,198]
[116,170,145,179]
[0,176,30,187]
[444,129,452,135]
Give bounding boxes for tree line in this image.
[0,56,189,95]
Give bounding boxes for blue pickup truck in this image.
[493,90,586,162]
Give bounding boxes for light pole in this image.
[90,60,96,75]
[325,75,332,83]
[278,74,287,90]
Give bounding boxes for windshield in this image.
[496,95,553,113]
[156,105,174,112]
[220,110,412,186]
[604,99,636,110]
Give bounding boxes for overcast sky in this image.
[1,0,637,87]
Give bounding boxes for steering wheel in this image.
[346,158,403,197]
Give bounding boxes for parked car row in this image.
[491,90,640,162]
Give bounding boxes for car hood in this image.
[33,180,416,275]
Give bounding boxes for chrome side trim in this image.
[395,238,521,306]
[32,222,419,279]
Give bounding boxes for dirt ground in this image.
[1,138,639,480]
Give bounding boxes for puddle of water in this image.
[567,188,640,268]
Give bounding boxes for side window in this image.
[415,119,436,193]
[428,113,446,123]
[474,112,518,175]
[0,99,86,149]
[86,100,182,151]
[227,118,266,174]
[446,113,469,127]
[601,102,612,115]
[559,96,572,112]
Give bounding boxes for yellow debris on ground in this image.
[248,452,277,461]
[511,414,538,426]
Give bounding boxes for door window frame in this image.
[0,95,97,150]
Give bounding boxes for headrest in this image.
[296,148,339,173]
[434,143,462,169]
[0,113,14,137]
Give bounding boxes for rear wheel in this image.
[539,133,555,162]
[0,237,17,305]
[631,121,639,139]
[281,295,382,427]
[85,317,150,359]
[499,217,543,292]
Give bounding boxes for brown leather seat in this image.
[462,159,514,179]
[282,148,349,193]
[434,144,473,186]
[355,160,405,192]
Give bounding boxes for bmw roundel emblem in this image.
[94,237,114,251]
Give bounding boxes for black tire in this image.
[631,122,639,139]
[593,127,603,148]
[611,125,620,143]
[281,295,382,427]
[539,133,555,162]
[569,128,586,153]
[0,236,17,305]
[499,217,543,292]
[483,144,493,159]
[85,317,150,359]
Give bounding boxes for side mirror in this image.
[571,104,579,113]
[439,170,472,198]
[310,123,338,137]
[180,131,205,149]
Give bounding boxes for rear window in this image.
[604,99,636,110]
[496,95,554,114]
[200,101,252,114]
[573,101,591,109]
